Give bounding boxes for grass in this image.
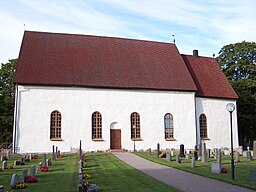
[0,152,179,192]
[83,152,180,191]
[0,153,79,191]
[134,151,256,190]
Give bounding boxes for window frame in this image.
[92,111,103,141]
[50,110,62,141]
[164,113,175,140]
[131,112,141,140]
[199,113,208,139]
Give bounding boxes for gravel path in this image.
[112,152,254,192]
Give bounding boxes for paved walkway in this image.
[112,152,254,192]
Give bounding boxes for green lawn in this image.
[83,152,179,191]
[0,153,79,192]
[134,151,256,190]
[0,152,179,192]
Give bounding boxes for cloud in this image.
[0,0,255,64]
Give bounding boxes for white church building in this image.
[13,31,239,153]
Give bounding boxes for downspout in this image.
[13,84,19,154]
[194,94,198,149]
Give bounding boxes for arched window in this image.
[131,112,141,139]
[199,114,208,138]
[50,110,62,139]
[92,112,102,139]
[164,113,174,139]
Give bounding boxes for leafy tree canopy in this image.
[0,59,17,145]
[217,41,256,148]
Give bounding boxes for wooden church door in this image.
[110,129,121,149]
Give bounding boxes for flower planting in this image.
[57,155,64,158]
[40,166,49,172]
[221,167,228,173]
[0,168,3,172]
[83,173,92,179]
[31,155,38,159]
[6,165,13,169]
[15,182,27,189]
[16,161,25,166]
[25,176,38,183]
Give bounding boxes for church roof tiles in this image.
[14,31,238,99]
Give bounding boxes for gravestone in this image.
[185,154,189,159]
[170,150,174,157]
[10,173,19,189]
[30,165,36,176]
[211,163,221,174]
[191,157,195,168]
[250,170,256,182]
[186,149,190,155]
[201,143,207,163]
[52,145,56,160]
[148,148,151,155]
[213,148,218,160]
[0,155,3,161]
[216,149,222,164]
[243,151,247,157]
[6,151,10,159]
[253,141,256,158]
[246,151,252,161]
[166,153,171,161]
[237,146,243,156]
[207,149,211,159]
[0,185,4,192]
[56,146,58,157]
[38,162,42,171]
[57,150,60,156]
[157,143,160,158]
[234,151,240,163]
[46,159,49,167]
[179,144,185,157]
[42,153,47,167]
[2,161,7,170]
[224,149,230,156]
[29,154,32,161]
[194,145,198,160]
[21,168,28,182]
[176,154,181,163]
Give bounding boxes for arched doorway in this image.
[110,122,121,149]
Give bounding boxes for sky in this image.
[0,0,256,64]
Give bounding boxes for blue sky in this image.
[0,0,256,64]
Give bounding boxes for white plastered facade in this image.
[13,85,239,153]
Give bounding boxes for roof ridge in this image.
[24,30,176,47]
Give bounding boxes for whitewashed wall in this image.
[13,85,197,153]
[195,97,239,149]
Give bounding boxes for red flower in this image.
[25,176,38,183]
[221,167,228,173]
[0,168,3,172]
[40,166,49,172]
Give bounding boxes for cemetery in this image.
[1,142,256,191]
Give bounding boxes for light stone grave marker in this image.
[246,151,252,161]
[191,157,195,168]
[166,153,171,161]
[148,148,151,155]
[216,149,222,164]
[201,143,207,163]
[224,149,230,156]
[211,163,221,174]
[234,151,240,163]
[176,154,180,164]
[185,154,189,159]
[253,141,256,158]
[42,153,47,167]
[30,165,36,176]
[21,168,28,182]
[10,174,19,189]
[2,161,7,170]
[237,146,243,155]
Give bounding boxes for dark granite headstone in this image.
[179,144,185,157]
[157,143,160,158]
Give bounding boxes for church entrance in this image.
[110,129,121,149]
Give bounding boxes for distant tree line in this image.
[217,41,256,148]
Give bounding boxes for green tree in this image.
[217,41,256,148]
[0,59,17,145]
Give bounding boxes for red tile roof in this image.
[14,31,238,99]
[14,31,197,91]
[182,55,238,99]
